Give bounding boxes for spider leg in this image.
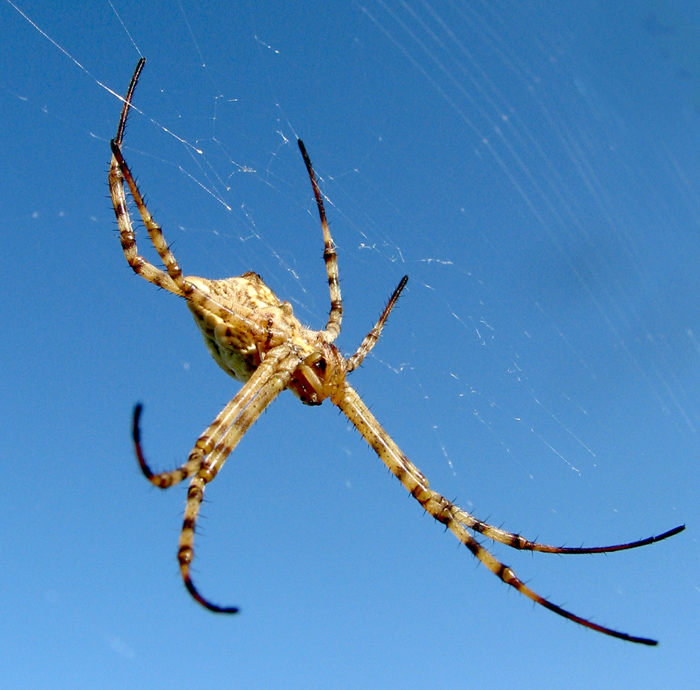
[133,403,202,487]
[110,61,264,339]
[114,57,145,149]
[109,151,183,295]
[346,275,409,372]
[132,348,293,488]
[108,60,182,295]
[453,511,685,554]
[176,347,298,613]
[336,383,678,645]
[297,140,343,341]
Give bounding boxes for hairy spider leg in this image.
[297,140,343,341]
[109,59,265,340]
[177,347,298,612]
[335,384,683,645]
[347,275,408,371]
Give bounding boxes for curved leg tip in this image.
[658,524,685,541]
[184,577,239,614]
[132,403,155,480]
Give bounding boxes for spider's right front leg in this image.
[454,508,684,555]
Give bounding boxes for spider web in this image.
[74,1,699,505]
[4,0,695,559]
[2,0,698,686]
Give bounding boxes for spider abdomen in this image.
[186,274,299,382]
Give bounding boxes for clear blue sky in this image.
[1,1,698,687]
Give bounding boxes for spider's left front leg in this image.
[336,383,669,645]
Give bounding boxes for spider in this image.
[109,58,684,645]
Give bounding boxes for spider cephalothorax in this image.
[289,346,347,406]
[110,58,684,644]
[185,270,346,405]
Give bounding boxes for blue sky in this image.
[1,1,698,687]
